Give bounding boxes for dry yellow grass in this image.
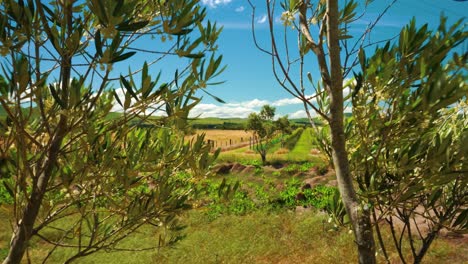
[187,129,254,150]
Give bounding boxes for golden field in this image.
[187,129,254,149]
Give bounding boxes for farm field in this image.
[215,128,324,164]
[186,129,254,150]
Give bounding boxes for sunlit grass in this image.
[3,209,463,263]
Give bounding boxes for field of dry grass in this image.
[187,129,254,150]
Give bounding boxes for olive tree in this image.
[349,18,467,263]
[0,0,224,263]
[246,104,276,165]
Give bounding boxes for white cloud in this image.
[289,110,307,119]
[227,98,269,108]
[289,110,319,119]
[201,0,232,8]
[225,95,309,109]
[235,6,245,12]
[257,14,268,24]
[271,97,302,107]
[187,95,313,118]
[190,103,253,118]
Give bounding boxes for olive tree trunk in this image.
[326,1,376,263]
[3,2,72,261]
[3,122,67,264]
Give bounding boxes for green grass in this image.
[4,208,464,263]
[289,128,314,157]
[156,210,356,264]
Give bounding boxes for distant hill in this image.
[189,117,323,130]
[189,117,246,129]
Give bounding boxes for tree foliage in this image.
[349,17,468,263]
[0,0,224,263]
[246,105,284,165]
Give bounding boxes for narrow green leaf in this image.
[95,30,103,57]
[201,89,225,103]
[452,209,467,228]
[117,21,150,32]
[120,75,138,100]
[184,53,204,59]
[111,51,136,63]
[113,89,123,107]
[49,84,65,108]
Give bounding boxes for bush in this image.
[283,162,316,175]
[277,179,337,209]
[0,179,14,205]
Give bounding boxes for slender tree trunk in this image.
[3,123,67,264]
[3,3,73,262]
[261,153,266,165]
[326,1,376,263]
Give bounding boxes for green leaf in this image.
[111,52,136,63]
[116,21,150,32]
[201,89,225,103]
[113,89,123,107]
[120,75,138,100]
[218,178,226,198]
[184,53,204,59]
[358,48,366,67]
[452,209,468,229]
[95,30,103,57]
[49,84,65,108]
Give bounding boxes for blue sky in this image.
[181,0,467,119]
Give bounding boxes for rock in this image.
[263,165,279,175]
[230,163,246,173]
[327,180,338,187]
[302,176,327,188]
[270,163,284,169]
[295,192,306,201]
[241,165,256,175]
[301,183,312,191]
[212,163,233,175]
[310,148,321,155]
[295,206,311,214]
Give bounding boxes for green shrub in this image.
[240,159,262,168]
[272,171,281,177]
[278,178,302,206]
[284,162,316,175]
[278,179,338,209]
[0,179,14,205]
[323,188,349,227]
[284,164,301,175]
